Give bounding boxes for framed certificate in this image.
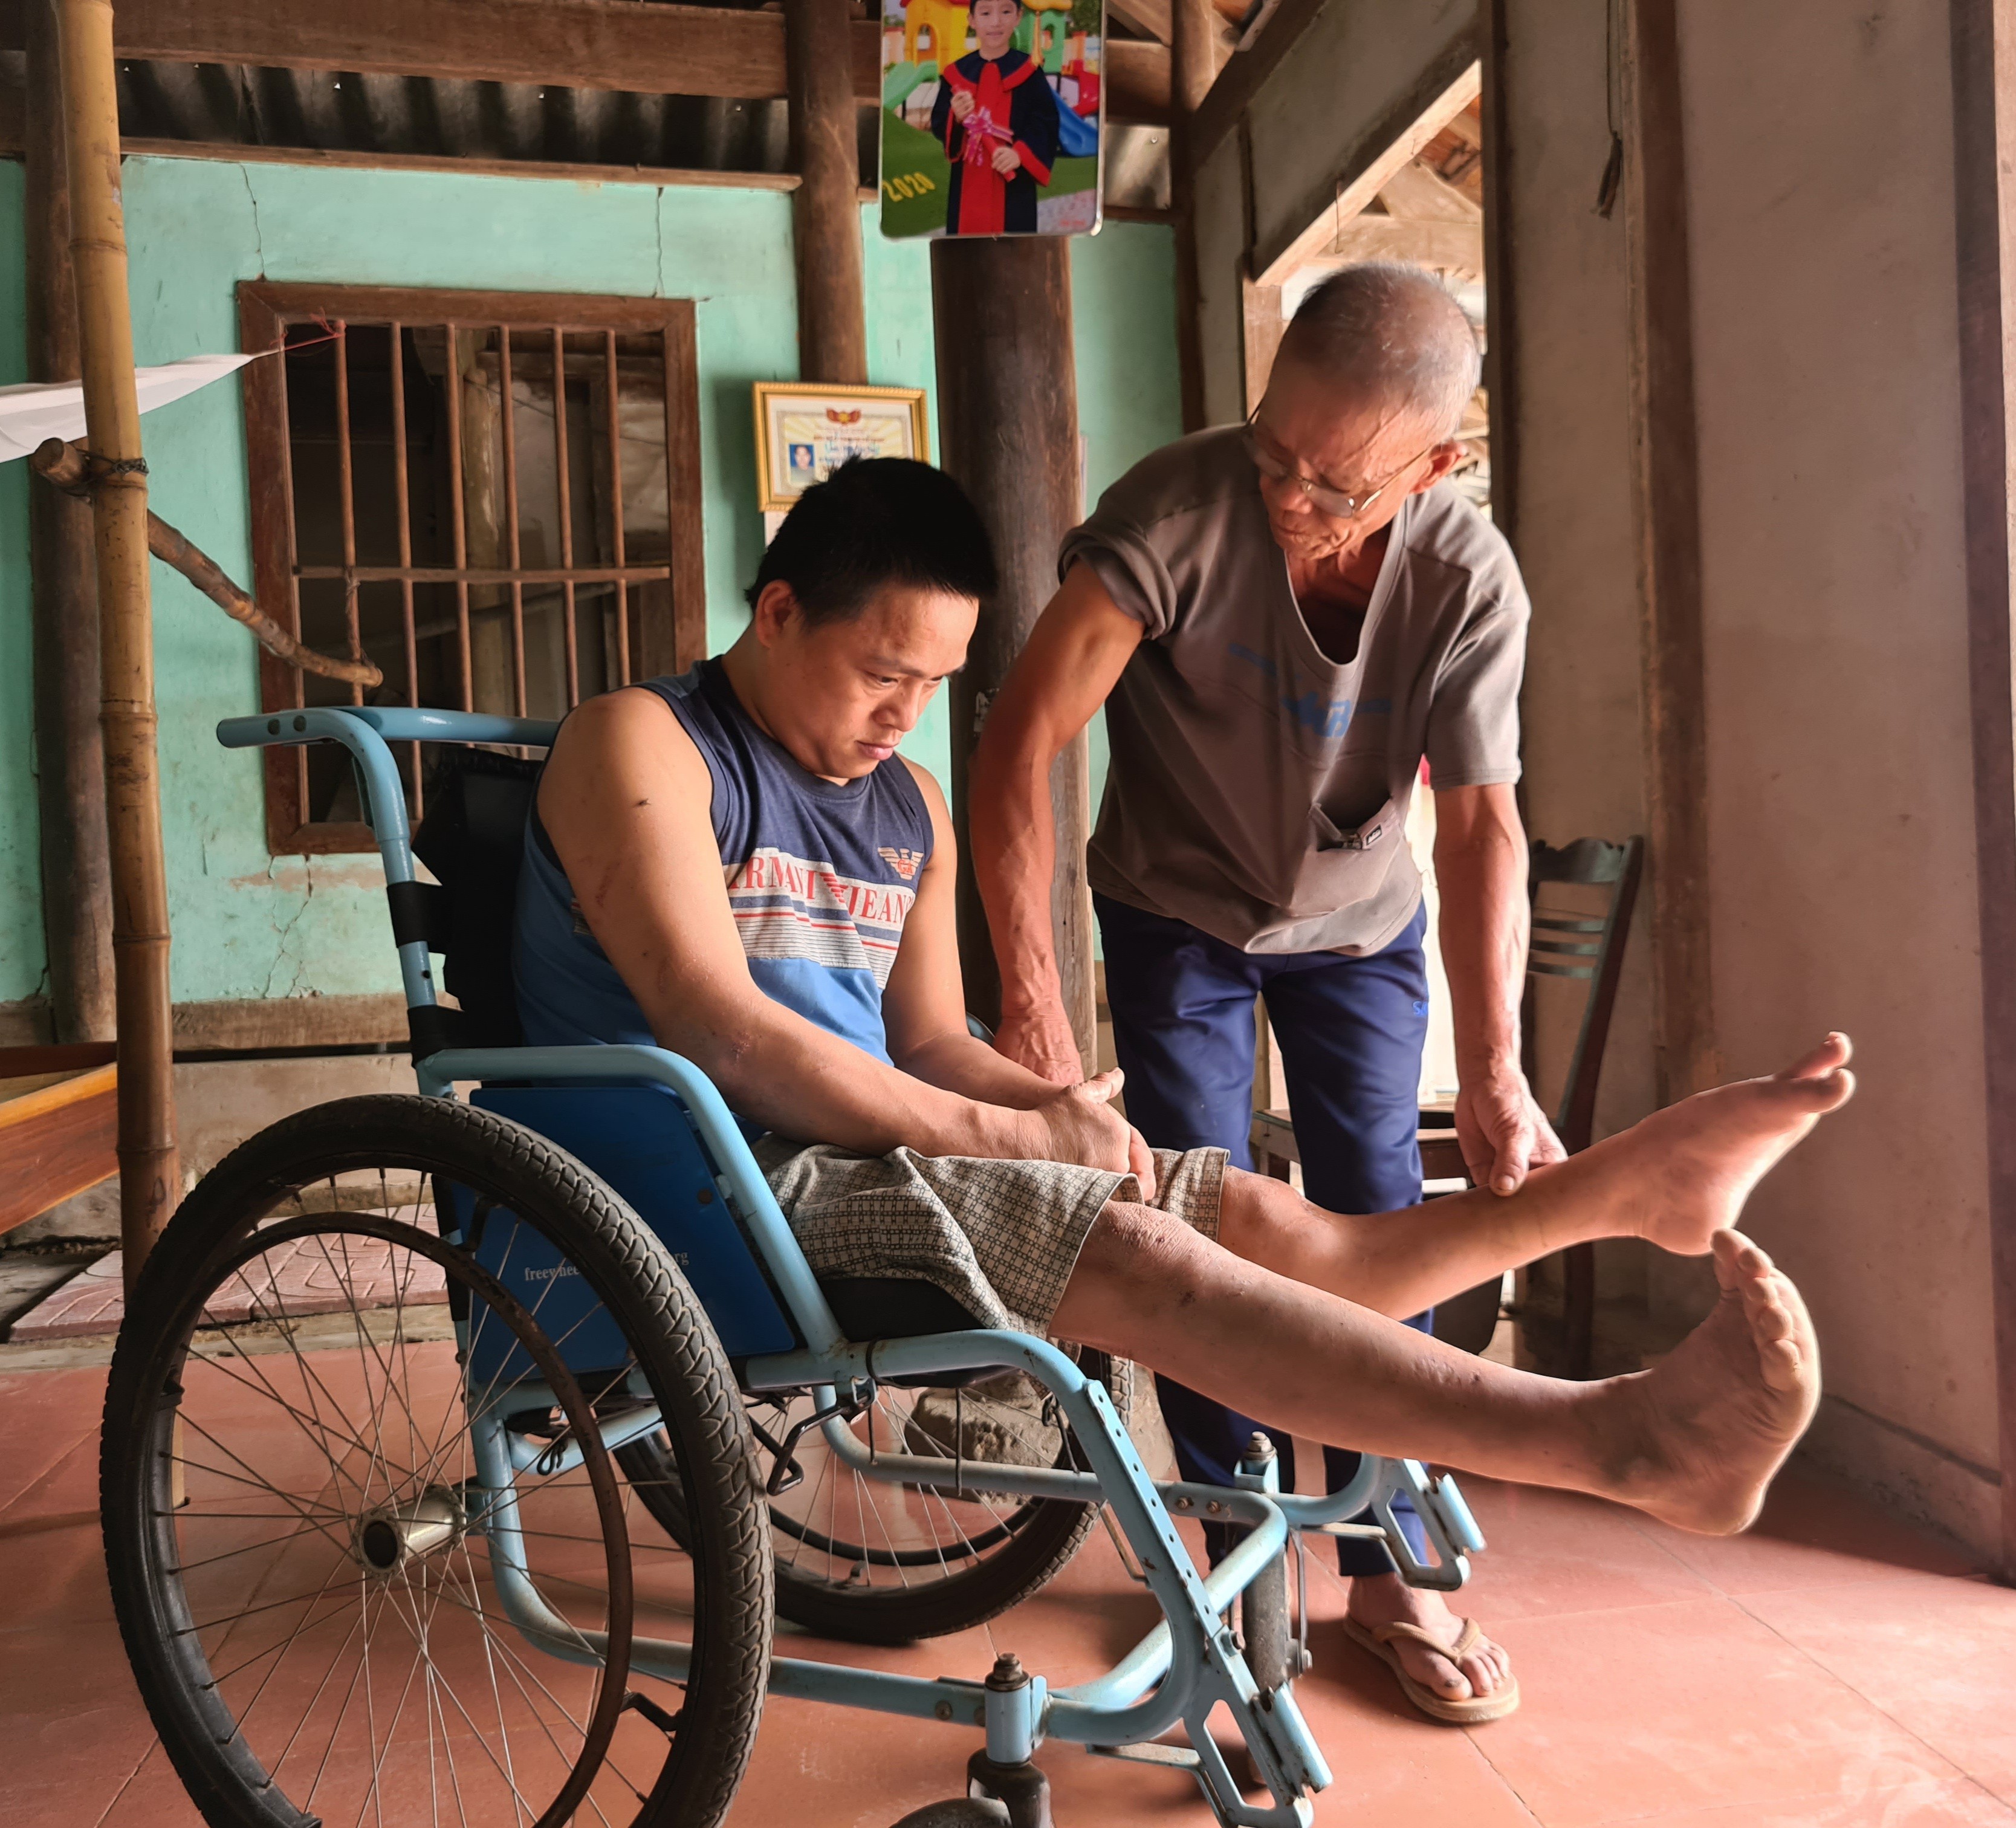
[751,381,932,513]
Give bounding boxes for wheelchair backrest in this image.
[410,749,542,1049]
[458,1081,802,1389]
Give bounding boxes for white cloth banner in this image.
[0,352,260,465]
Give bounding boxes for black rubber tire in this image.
[102,1094,773,1828]
[889,1802,1012,1827]
[622,1353,1133,1645]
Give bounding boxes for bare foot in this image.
[1588,1034,1856,1255]
[1605,1230,1821,1534]
[1345,1573,1511,1705]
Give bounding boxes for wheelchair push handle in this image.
[215,706,558,1033]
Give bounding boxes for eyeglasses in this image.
[1243,410,1437,521]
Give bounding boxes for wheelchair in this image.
[99,705,1488,1828]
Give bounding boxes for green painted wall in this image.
[0,155,1178,1011]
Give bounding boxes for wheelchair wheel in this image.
[621,1354,1132,1645]
[102,1095,771,1828]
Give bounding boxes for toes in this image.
[1713,1228,1775,1284]
[1746,1283,1795,1342]
[1711,1228,1762,1289]
[1758,1332,1807,1393]
[1780,1032,1853,1081]
[1416,1651,1472,1699]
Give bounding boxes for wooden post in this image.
[786,0,869,384]
[1170,0,1218,430]
[56,0,181,1274]
[25,0,114,1047]
[1479,0,1519,546]
[1624,0,1716,1105]
[932,237,1096,1072]
[1948,0,2016,1581]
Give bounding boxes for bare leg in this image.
[1050,1216,1820,1538]
[1216,1034,1855,1320]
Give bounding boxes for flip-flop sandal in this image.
[1341,1615,1522,1725]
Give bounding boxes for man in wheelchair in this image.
[520,454,1847,1597]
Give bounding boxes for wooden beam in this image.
[25,0,114,1049]
[1948,0,2016,1581]
[0,0,832,99]
[1441,98,1483,149]
[1240,276,1284,411]
[1375,158,1483,222]
[1171,0,1220,430]
[1185,0,1324,171]
[787,0,867,384]
[0,0,1172,120]
[1479,0,1517,542]
[0,110,826,190]
[0,1042,116,1077]
[1297,216,1485,276]
[933,239,1096,1072]
[1254,60,1480,288]
[1110,0,1174,43]
[1624,0,1715,1110]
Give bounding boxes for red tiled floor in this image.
[0,1366,106,1511]
[1471,1596,1969,1826]
[1739,1574,2016,1805]
[1408,1476,1718,1622]
[1603,1778,2016,1827]
[11,1236,447,1342]
[3,1350,2011,1828]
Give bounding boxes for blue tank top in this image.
[514,661,935,1091]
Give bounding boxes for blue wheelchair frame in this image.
[218,705,1487,1828]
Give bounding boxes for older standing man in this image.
[968,263,1557,1723]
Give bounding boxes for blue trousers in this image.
[1096,893,1433,1575]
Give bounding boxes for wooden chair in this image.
[1249,834,1644,1374]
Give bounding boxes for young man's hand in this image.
[991,144,1021,177]
[951,89,976,121]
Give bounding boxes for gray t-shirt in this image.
[1059,427,1529,956]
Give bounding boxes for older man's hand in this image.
[994,1002,1086,1088]
[1455,1068,1566,1195]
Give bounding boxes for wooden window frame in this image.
[238,280,707,856]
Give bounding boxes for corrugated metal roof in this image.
[114,60,809,174]
[94,58,1167,207]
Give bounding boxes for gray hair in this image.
[1279,262,1481,440]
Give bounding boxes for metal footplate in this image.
[1372,1457,1488,1592]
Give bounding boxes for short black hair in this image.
[746,457,999,626]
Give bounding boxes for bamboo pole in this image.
[56,0,180,1277]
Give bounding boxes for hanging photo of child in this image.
[879,0,1105,240]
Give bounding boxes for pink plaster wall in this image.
[1676,0,1999,1551]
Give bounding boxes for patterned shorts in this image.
[750,1139,1229,1337]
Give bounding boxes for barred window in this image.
[238,282,706,854]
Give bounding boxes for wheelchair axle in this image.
[347,1486,464,1578]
